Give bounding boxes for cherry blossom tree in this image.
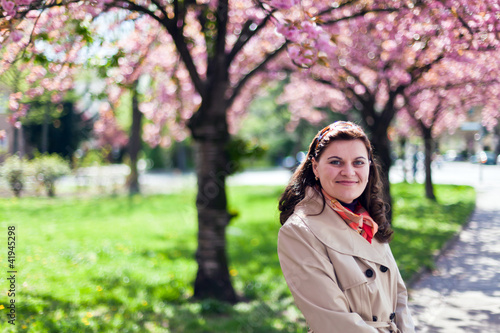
[398,51,500,199]
[276,10,448,212]
[93,15,165,195]
[2,0,289,303]
[271,1,500,68]
[85,6,287,302]
[273,0,500,211]
[1,6,90,155]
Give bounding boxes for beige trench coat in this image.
[278,187,415,333]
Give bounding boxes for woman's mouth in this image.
[336,180,358,185]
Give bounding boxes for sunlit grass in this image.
[0,184,474,332]
[391,183,476,281]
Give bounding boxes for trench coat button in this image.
[365,269,374,278]
[380,265,388,272]
[390,312,396,320]
[372,316,378,321]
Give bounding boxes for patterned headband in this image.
[315,121,365,150]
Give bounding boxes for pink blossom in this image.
[315,33,336,56]
[142,123,161,147]
[301,21,322,40]
[287,44,301,59]
[94,103,129,149]
[8,93,21,111]
[7,115,17,126]
[271,0,298,10]
[1,0,15,16]
[51,93,62,103]
[26,87,44,98]
[10,30,23,42]
[275,24,297,42]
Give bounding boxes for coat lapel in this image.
[295,187,388,265]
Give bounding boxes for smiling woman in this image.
[277,121,415,333]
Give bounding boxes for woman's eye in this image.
[330,160,341,165]
[354,161,365,166]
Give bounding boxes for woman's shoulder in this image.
[280,187,322,226]
[280,210,310,233]
[278,210,330,258]
[279,202,340,252]
[279,210,324,245]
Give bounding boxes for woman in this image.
[278,121,414,333]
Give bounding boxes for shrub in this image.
[33,154,71,197]
[0,154,28,197]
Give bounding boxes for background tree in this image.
[399,51,500,199]
[2,0,289,303]
[0,8,88,155]
[272,0,500,213]
[87,9,287,301]
[93,15,166,195]
[275,9,447,212]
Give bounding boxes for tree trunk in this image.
[175,142,188,172]
[46,181,55,197]
[192,136,237,303]
[370,133,393,222]
[188,0,237,300]
[41,104,50,154]
[127,82,142,195]
[421,124,436,200]
[399,137,408,183]
[188,42,237,300]
[363,118,393,223]
[12,126,19,155]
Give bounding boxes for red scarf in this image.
[321,189,378,243]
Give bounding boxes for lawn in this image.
[0,183,475,332]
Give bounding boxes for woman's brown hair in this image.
[278,121,393,243]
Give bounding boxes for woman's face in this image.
[312,139,370,204]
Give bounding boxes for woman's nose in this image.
[340,163,355,176]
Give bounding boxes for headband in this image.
[314,121,372,161]
[315,121,365,150]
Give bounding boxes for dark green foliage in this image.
[226,137,267,174]
[23,101,94,158]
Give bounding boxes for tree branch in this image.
[117,1,205,96]
[316,0,358,17]
[226,10,275,68]
[216,0,229,63]
[321,8,399,26]
[227,41,287,108]
[311,74,371,117]
[379,52,446,125]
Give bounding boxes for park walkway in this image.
[408,183,500,332]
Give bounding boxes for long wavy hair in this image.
[278,121,393,243]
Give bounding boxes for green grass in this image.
[0,184,475,332]
[391,183,476,281]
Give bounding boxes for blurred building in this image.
[440,107,500,162]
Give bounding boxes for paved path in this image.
[408,183,500,332]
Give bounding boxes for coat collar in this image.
[294,187,388,265]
